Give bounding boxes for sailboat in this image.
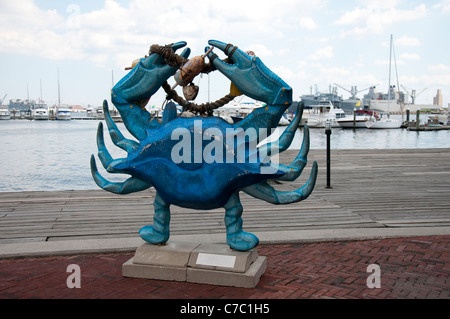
[366,35,402,129]
[55,68,71,120]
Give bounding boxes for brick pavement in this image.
[1,235,449,299]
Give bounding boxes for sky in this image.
[0,0,449,109]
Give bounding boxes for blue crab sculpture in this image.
[90,40,318,251]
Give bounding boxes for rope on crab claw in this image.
[161,82,234,116]
[149,43,240,116]
[149,44,216,74]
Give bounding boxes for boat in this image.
[337,109,375,128]
[304,99,346,128]
[300,85,343,109]
[32,105,49,120]
[278,114,290,126]
[366,35,402,129]
[300,84,372,112]
[55,107,71,120]
[0,108,11,120]
[366,115,402,129]
[216,100,261,124]
[0,94,10,119]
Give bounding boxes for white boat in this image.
[32,106,49,120]
[216,100,261,124]
[366,35,402,129]
[0,108,11,120]
[278,114,290,126]
[366,115,402,129]
[304,99,346,128]
[337,109,375,128]
[55,107,71,120]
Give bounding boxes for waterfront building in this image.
[433,89,443,108]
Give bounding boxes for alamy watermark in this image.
[66,264,81,288]
[366,264,381,289]
[170,120,280,174]
[66,4,81,29]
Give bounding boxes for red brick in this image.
[1,235,450,299]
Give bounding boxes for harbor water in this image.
[1,118,449,192]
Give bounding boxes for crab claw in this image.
[206,40,292,106]
[111,41,190,140]
[113,41,191,103]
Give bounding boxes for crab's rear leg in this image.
[90,155,151,194]
[224,192,259,251]
[242,161,318,204]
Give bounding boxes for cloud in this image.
[400,53,421,60]
[428,64,450,72]
[375,59,405,66]
[396,36,421,47]
[401,64,450,99]
[308,46,334,59]
[299,17,317,30]
[0,0,330,69]
[433,0,450,13]
[336,2,428,38]
[246,44,273,58]
[335,7,370,26]
[403,74,450,87]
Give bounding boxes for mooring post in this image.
[325,119,332,189]
[416,110,420,129]
[353,108,356,131]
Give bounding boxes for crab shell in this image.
[114,116,283,210]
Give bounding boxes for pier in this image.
[1,148,450,255]
[408,125,450,131]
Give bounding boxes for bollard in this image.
[325,120,332,189]
[416,110,420,129]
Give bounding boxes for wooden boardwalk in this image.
[1,148,450,244]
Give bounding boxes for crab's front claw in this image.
[206,40,292,107]
[113,41,190,103]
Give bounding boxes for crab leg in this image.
[139,192,171,244]
[224,192,259,251]
[275,125,310,181]
[258,103,304,160]
[90,155,151,194]
[102,100,139,154]
[96,122,128,173]
[242,161,318,204]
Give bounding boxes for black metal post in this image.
[416,110,420,130]
[325,121,332,189]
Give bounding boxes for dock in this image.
[408,125,450,131]
[1,148,450,256]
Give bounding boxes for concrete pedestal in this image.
[122,242,267,288]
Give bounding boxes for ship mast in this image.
[388,34,393,116]
[57,67,61,107]
[40,79,43,104]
